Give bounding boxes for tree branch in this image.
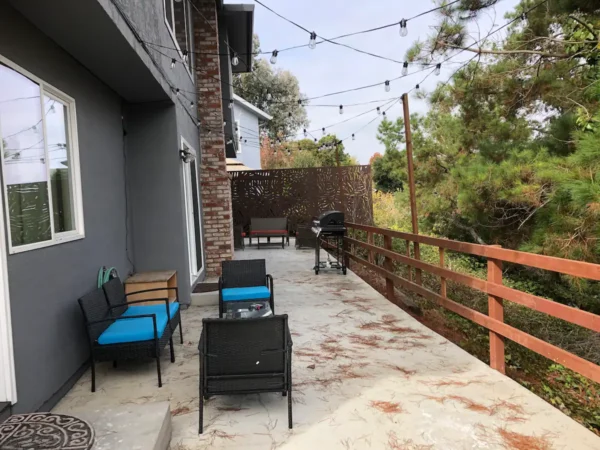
[438,41,569,58]
[452,219,487,245]
[568,15,597,40]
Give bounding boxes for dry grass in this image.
[349,333,384,347]
[387,432,434,450]
[420,395,526,417]
[370,400,403,414]
[386,364,417,377]
[335,363,369,380]
[497,428,552,450]
[198,429,237,445]
[171,406,191,416]
[422,379,486,388]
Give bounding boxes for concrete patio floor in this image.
[55,243,600,449]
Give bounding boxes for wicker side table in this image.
[124,270,178,305]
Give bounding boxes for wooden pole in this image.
[401,94,421,285]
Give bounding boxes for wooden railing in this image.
[344,222,600,383]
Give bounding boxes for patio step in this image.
[191,278,218,306]
[0,402,10,424]
[68,401,171,450]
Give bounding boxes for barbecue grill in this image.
[311,210,347,275]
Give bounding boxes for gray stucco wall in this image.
[233,104,262,170]
[0,3,131,413]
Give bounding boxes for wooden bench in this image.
[250,217,288,249]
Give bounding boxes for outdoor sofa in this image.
[250,217,288,249]
[78,283,180,392]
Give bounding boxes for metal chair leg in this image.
[288,389,293,429]
[179,320,184,344]
[169,337,175,363]
[91,358,96,393]
[199,389,204,434]
[156,341,162,388]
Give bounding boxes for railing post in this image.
[487,245,505,374]
[368,231,374,264]
[406,240,412,282]
[439,247,446,297]
[384,235,394,301]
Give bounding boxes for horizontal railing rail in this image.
[344,222,600,384]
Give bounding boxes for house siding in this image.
[0,2,130,413]
[233,104,262,170]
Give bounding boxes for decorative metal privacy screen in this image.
[230,166,374,232]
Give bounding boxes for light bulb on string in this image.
[287,148,291,156]
[402,62,408,76]
[435,63,441,76]
[382,111,386,118]
[303,129,307,138]
[377,107,381,115]
[399,19,408,37]
[314,138,317,143]
[415,84,420,92]
[384,80,390,92]
[182,50,188,63]
[190,101,194,109]
[232,53,239,67]
[352,134,355,141]
[339,105,344,115]
[308,32,317,50]
[270,50,278,65]
[223,121,227,127]
[171,59,176,69]
[196,121,201,129]
[175,88,180,97]
[322,127,326,136]
[266,91,272,101]
[228,100,233,109]
[297,99,303,106]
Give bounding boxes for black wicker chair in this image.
[103,277,183,345]
[198,315,293,434]
[78,288,175,392]
[218,259,274,318]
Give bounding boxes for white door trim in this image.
[0,189,16,403]
[181,137,205,284]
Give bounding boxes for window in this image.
[0,57,84,253]
[235,120,241,153]
[164,0,194,77]
[182,139,203,280]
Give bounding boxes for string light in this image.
[270,50,278,64]
[382,111,386,118]
[322,127,326,136]
[297,99,302,105]
[377,107,381,115]
[223,120,227,127]
[314,138,317,143]
[232,53,239,66]
[196,121,201,128]
[228,99,233,109]
[182,50,188,63]
[175,88,180,96]
[308,32,317,49]
[352,134,355,141]
[399,19,408,37]
[384,80,390,92]
[434,63,441,76]
[402,62,408,76]
[266,91,272,101]
[288,112,292,118]
[415,84,420,91]
[339,105,344,115]
[303,129,307,137]
[171,58,176,69]
[287,148,291,155]
[190,101,194,109]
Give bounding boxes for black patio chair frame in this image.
[78,288,175,393]
[218,259,274,318]
[103,277,183,345]
[198,315,293,434]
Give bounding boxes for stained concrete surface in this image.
[54,243,600,449]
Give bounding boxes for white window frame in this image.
[163,0,195,83]
[0,55,85,255]
[181,137,204,283]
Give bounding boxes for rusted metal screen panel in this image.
[230,166,373,232]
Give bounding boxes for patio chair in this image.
[233,225,245,250]
[103,277,183,345]
[219,259,274,318]
[198,315,293,434]
[295,224,317,249]
[78,288,175,392]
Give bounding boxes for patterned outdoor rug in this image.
[0,413,94,450]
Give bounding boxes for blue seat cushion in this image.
[98,313,168,345]
[222,286,270,302]
[124,302,180,320]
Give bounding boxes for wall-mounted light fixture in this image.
[179,147,196,163]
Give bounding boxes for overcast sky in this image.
[229,0,521,164]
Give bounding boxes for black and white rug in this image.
[0,413,94,450]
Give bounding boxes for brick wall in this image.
[193,0,234,276]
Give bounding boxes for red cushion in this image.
[241,232,247,237]
[250,230,288,235]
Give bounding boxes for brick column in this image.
[193,0,234,276]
